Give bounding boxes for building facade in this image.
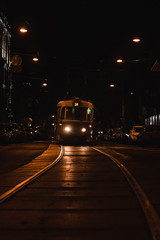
[0,12,11,122]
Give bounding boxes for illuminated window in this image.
[145,118,148,125]
[87,108,93,121]
[87,108,92,115]
[0,16,11,65]
[61,107,87,120]
[153,115,158,125]
[150,116,153,125]
[159,114,160,125]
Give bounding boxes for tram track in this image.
[93,147,160,240]
[0,144,64,204]
[0,144,160,239]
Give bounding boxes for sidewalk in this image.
[0,141,61,196]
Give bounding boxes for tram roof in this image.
[57,99,94,108]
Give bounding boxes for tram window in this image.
[57,107,61,119]
[60,107,93,121]
[87,108,93,120]
[61,107,65,119]
[61,107,86,120]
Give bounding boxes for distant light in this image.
[87,108,92,115]
[132,38,141,43]
[52,115,55,118]
[81,128,86,132]
[64,126,71,132]
[110,84,115,88]
[130,92,134,95]
[98,131,103,134]
[20,28,28,33]
[74,102,79,106]
[116,59,123,63]
[33,57,39,62]
[42,83,47,87]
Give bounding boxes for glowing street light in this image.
[42,82,47,87]
[116,59,123,63]
[32,57,39,62]
[132,38,141,43]
[110,84,115,88]
[19,27,28,33]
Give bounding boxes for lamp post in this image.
[19,20,30,34]
[116,37,145,124]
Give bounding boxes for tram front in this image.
[56,98,94,143]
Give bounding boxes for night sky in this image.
[2,1,160,126]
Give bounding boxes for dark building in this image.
[0,12,12,122]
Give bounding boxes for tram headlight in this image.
[64,126,71,132]
[81,127,86,133]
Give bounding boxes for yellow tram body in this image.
[56,98,94,143]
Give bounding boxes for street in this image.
[0,141,160,239]
[1,3,160,240]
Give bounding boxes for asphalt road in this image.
[98,142,160,215]
[0,141,160,239]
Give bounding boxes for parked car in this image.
[103,128,115,141]
[103,127,130,143]
[129,125,144,142]
[0,123,45,145]
[111,128,121,141]
[0,124,14,145]
[139,125,160,145]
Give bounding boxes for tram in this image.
[55,98,94,143]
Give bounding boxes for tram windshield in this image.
[61,107,93,121]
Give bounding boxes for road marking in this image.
[93,147,160,240]
[0,145,64,204]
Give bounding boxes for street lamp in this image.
[33,57,39,62]
[42,82,47,87]
[19,27,28,33]
[116,59,123,63]
[132,38,141,43]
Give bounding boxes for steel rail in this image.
[93,147,160,240]
[0,145,64,204]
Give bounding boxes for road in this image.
[0,141,160,240]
